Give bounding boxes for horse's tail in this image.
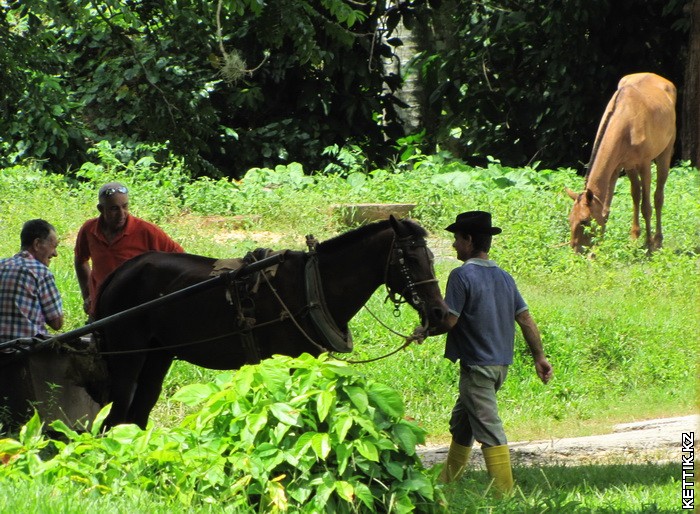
[584,88,622,186]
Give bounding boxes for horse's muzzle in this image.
[422,301,452,336]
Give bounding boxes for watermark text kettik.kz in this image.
[682,432,694,510]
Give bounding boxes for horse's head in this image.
[566,188,605,253]
[385,216,451,335]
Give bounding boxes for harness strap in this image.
[222,275,261,365]
[220,249,283,365]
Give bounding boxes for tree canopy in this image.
[0,0,691,178]
[414,0,689,169]
[1,0,413,177]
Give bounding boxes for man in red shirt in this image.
[74,182,184,316]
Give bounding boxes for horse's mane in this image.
[318,218,427,253]
[584,87,623,186]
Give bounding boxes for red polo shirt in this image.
[74,215,184,310]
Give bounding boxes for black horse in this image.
[93,216,451,428]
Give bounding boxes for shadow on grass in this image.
[443,462,679,513]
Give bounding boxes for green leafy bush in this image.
[0,354,446,513]
[74,140,190,222]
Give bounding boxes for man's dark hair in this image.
[20,219,55,249]
[459,231,492,253]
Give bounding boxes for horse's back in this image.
[617,73,676,127]
[595,73,676,168]
[96,252,217,316]
[108,251,215,281]
[617,72,676,104]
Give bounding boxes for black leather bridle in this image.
[384,235,439,324]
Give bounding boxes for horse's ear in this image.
[565,188,579,201]
[584,189,594,205]
[389,215,408,237]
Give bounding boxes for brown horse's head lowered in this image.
[567,72,676,253]
[566,188,605,252]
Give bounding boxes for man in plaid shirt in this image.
[0,219,64,342]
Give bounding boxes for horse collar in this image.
[304,253,353,353]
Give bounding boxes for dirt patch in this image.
[417,415,698,468]
[212,230,288,246]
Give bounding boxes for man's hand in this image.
[534,356,553,384]
[408,326,428,344]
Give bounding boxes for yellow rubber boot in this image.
[439,440,472,483]
[482,444,514,495]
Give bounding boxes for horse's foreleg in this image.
[127,353,174,430]
[103,355,144,430]
[627,170,642,241]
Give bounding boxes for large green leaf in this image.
[367,382,404,419]
[316,389,335,422]
[354,439,379,462]
[269,403,301,426]
[344,385,368,413]
[171,383,218,406]
[392,421,422,455]
[311,432,331,460]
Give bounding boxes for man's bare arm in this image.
[515,309,552,384]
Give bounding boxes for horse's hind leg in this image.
[652,144,673,249]
[633,162,654,248]
[127,352,174,429]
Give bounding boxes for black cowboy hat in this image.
[445,211,502,235]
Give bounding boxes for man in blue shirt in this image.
[439,211,552,494]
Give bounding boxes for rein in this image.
[231,233,435,364]
[331,307,427,364]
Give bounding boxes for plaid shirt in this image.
[0,251,63,341]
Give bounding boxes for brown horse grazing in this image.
[566,72,676,253]
[92,217,451,429]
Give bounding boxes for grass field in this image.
[0,151,697,512]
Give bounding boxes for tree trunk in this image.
[682,0,700,166]
[388,21,422,133]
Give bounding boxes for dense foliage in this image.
[0,354,445,512]
[0,0,416,177]
[1,1,690,177]
[415,0,689,168]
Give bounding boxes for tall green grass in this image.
[0,148,697,512]
[0,154,696,439]
[443,462,680,513]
